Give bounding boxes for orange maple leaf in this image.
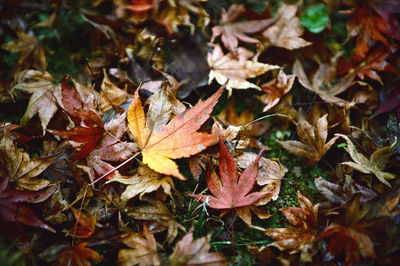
[127,85,225,180]
[189,136,268,209]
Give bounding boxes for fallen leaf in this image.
[99,69,128,113]
[319,195,376,265]
[276,114,339,165]
[68,208,96,239]
[208,44,280,93]
[0,178,54,232]
[262,3,312,50]
[0,133,54,190]
[1,31,46,73]
[347,6,399,63]
[265,191,319,262]
[293,58,356,107]
[189,137,268,225]
[260,69,295,112]
[11,70,62,134]
[127,84,225,180]
[336,134,397,187]
[169,232,227,266]
[118,224,160,266]
[109,165,174,202]
[124,197,184,244]
[87,112,137,181]
[211,4,275,55]
[52,109,104,162]
[54,242,102,266]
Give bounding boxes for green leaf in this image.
[301,5,330,34]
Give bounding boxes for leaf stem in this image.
[242,113,292,129]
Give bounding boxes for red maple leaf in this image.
[189,136,267,209]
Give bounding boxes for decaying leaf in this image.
[54,242,102,266]
[260,69,295,112]
[208,44,280,93]
[265,191,319,262]
[127,84,224,180]
[118,224,160,266]
[0,133,54,190]
[68,208,96,239]
[336,134,397,187]
[293,58,356,107]
[262,3,312,50]
[0,178,55,232]
[276,114,338,165]
[169,232,227,265]
[189,137,268,225]
[11,70,61,133]
[99,69,129,113]
[319,195,376,265]
[109,165,174,202]
[211,4,275,55]
[125,197,184,244]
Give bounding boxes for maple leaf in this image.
[211,4,275,55]
[0,178,55,232]
[109,165,174,202]
[11,70,62,134]
[189,137,268,211]
[1,31,46,73]
[124,197,184,244]
[262,3,312,50]
[68,208,96,239]
[54,242,103,266]
[0,133,54,190]
[169,232,227,265]
[260,69,295,112]
[293,58,356,107]
[347,6,399,63]
[127,84,225,180]
[265,191,319,262]
[118,224,160,266]
[99,69,129,113]
[87,112,137,181]
[319,195,376,265]
[336,134,397,187]
[207,44,280,93]
[276,114,339,165]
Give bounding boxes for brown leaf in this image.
[260,70,295,112]
[208,44,280,93]
[262,3,312,50]
[124,197,184,244]
[68,208,96,239]
[118,224,160,266]
[99,69,129,113]
[169,232,227,266]
[336,134,397,187]
[293,58,356,107]
[0,133,54,190]
[11,70,62,133]
[265,191,319,262]
[277,114,338,165]
[54,242,103,266]
[211,4,275,55]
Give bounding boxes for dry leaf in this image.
[0,133,54,190]
[262,3,311,50]
[169,232,227,266]
[265,191,319,262]
[125,197,184,244]
[211,4,275,55]
[208,44,280,93]
[277,114,338,165]
[109,165,174,202]
[68,208,96,239]
[336,134,397,187]
[118,224,160,266]
[11,70,61,133]
[260,70,295,112]
[54,242,102,266]
[293,58,356,107]
[127,84,224,180]
[99,69,128,113]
